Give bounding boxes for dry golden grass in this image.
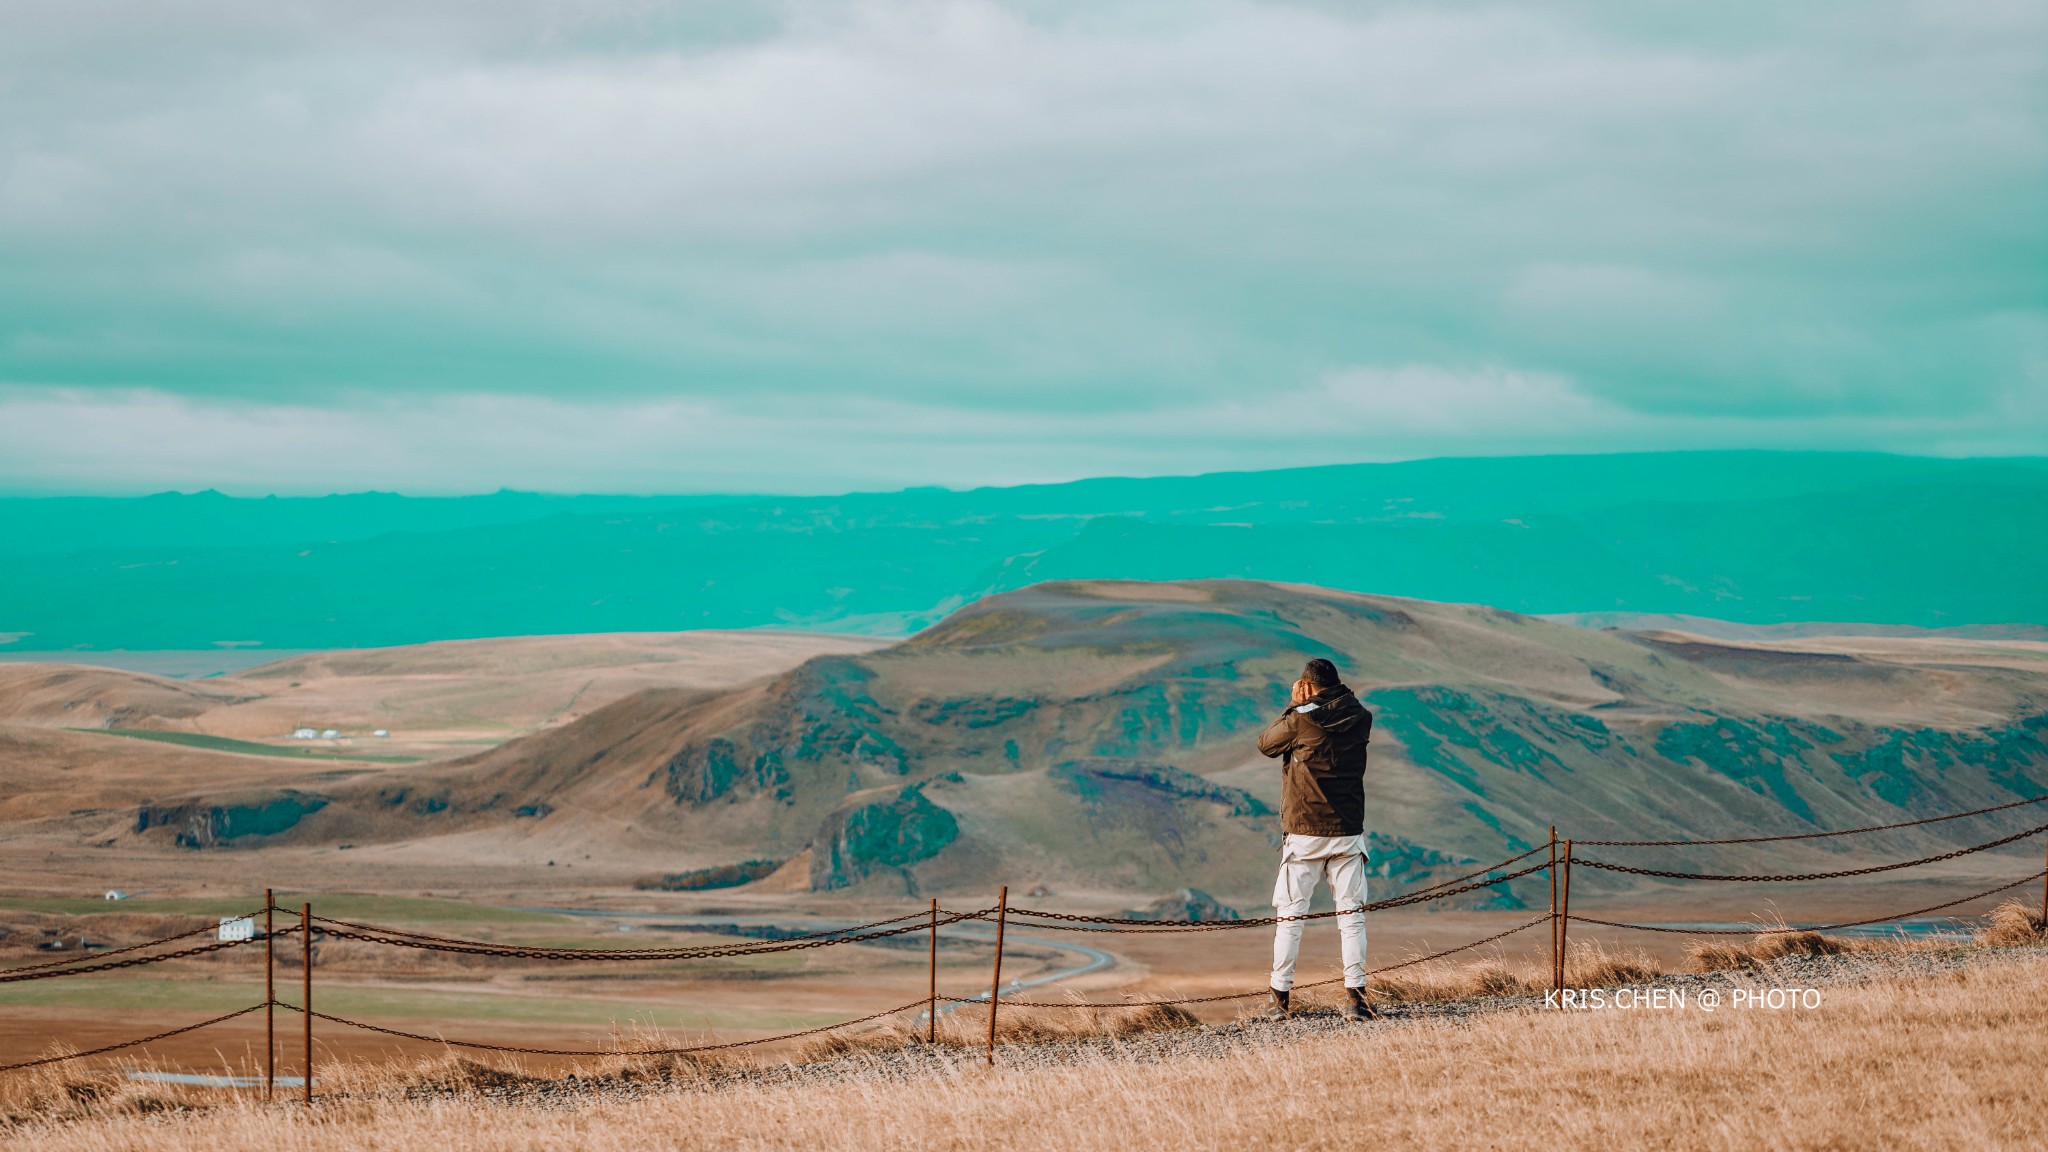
[1371,939,1660,1002]
[12,949,2047,1150]
[791,1000,1203,1062]
[1686,928,1865,972]
[1974,900,2048,947]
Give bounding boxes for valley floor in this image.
[11,944,2048,1150]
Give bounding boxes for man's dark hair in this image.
[1303,658,1340,689]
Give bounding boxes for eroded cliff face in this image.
[1824,716,2048,806]
[656,658,908,809]
[808,784,960,891]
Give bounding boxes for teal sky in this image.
[2,1,2044,495]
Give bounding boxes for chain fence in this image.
[0,910,269,979]
[1574,794,2048,847]
[309,909,981,962]
[962,914,1555,1009]
[5,793,2046,1087]
[305,907,939,957]
[1565,870,2048,936]
[272,997,933,1058]
[1575,820,2048,883]
[996,845,1553,932]
[0,1005,270,1074]
[0,929,288,984]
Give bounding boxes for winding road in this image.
[926,924,1118,1016]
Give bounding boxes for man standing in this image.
[1256,657,1376,1020]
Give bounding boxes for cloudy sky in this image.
[2,0,2043,494]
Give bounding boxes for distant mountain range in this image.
[3,452,2044,653]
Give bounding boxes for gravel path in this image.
[400,941,2044,1109]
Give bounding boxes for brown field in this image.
[0,629,887,760]
[8,942,2047,1150]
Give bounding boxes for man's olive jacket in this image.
[1257,684,1372,836]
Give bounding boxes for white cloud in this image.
[1315,366,1618,438]
[0,0,2042,490]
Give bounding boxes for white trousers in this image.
[1270,833,1368,991]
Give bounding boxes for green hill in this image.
[107,580,2048,905]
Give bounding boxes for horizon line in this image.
[5,447,2044,503]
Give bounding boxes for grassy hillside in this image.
[2,452,2044,652]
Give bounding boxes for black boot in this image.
[1343,986,1380,1021]
[1261,987,1290,1021]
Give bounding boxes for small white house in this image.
[372,729,389,738]
[103,889,128,901]
[291,727,318,740]
[320,729,340,740]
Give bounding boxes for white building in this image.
[291,728,318,740]
[320,729,340,740]
[372,729,389,738]
[103,890,127,901]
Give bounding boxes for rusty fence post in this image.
[301,902,313,1105]
[265,888,275,1100]
[1558,841,1573,1003]
[1548,827,1559,998]
[927,897,939,1044]
[985,885,1007,1067]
